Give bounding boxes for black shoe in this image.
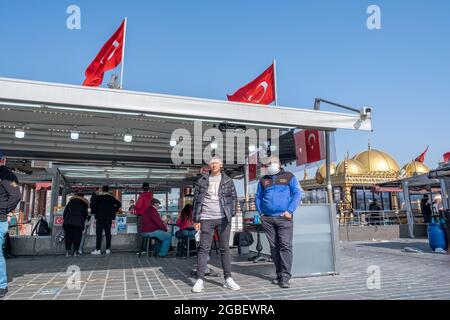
[279,282,291,289]
[0,287,8,298]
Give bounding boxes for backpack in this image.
[32,218,51,236]
[233,231,254,247]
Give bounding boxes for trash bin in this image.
[428,223,448,251]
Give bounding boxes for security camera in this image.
[360,107,372,119]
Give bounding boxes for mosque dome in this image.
[352,149,400,174]
[316,162,336,178]
[336,159,365,175]
[400,161,430,178]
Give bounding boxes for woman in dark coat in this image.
[63,193,89,256]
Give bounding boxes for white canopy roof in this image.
[0,77,372,184]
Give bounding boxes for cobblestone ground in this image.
[2,239,450,300]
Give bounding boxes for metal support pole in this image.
[120,17,128,89]
[440,179,449,211]
[325,130,341,274]
[273,59,278,106]
[244,157,250,212]
[325,131,333,204]
[49,172,61,228]
[61,187,67,206]
[401,180,414,238]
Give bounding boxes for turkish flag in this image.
[414,146,429,163]
[227,64,275,105]
[443,152,450,163]
[83,19,126,87]
[294,129,325,165]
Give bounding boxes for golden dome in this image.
[401,161,430,178]
[352,149,400,173]
[316,163,336,178]
[336,159,365,175]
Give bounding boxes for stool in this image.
[176,233,197,259]
[138,236,158,258]
[184,235,197,259]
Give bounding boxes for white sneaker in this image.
[223,277,240,291]
[91,250,101,255]
[192,279,204,293]
[105,249,111,255]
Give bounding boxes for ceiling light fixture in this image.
[15,128,25,139]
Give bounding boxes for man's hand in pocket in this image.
[281,211,292,220]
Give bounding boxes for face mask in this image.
[267,163,280,175]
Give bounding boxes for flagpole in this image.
[273,59,278,106]
[120,17,128,89]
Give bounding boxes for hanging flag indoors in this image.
[227,64,275,105]
[83,19,126,87]
[414,146,429,163]
[248,152,258,181]
[294,129,326,165]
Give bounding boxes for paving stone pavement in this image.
[2,238,450,300]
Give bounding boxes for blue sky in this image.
[0,0,449,169]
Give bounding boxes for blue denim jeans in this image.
[175,228,196,239]
[0,221,8,289]
[141,230,172,257]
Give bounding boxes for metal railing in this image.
[338,210,426,227]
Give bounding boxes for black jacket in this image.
[90,193,121,222]
[192,172,237,223]
[0,166,21,222]
[90,192,98,215]
[421,199,432,216]
[63,196,89,229]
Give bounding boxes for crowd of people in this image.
[0,151,303,297]
[3,147,449,299]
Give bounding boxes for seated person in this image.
[175,204,196,256]
[175,204,195,238]
[140,198,172,257]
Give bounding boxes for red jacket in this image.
[134,191,153,215]
[140,206,167,233]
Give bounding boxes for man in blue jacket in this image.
[255,156,301,288]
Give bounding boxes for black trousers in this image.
[96,220,112,250]
[63,225,83,252]
[261,215,294,283]
[197,218,232,280]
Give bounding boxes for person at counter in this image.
[140,198,172,257]
[90,185,121,255]
[420,195,432,224]
[63,193,89,256]
[255,156,301,289]
[134,182,153,215]
[128,200,136,214]
[0,151,21,298]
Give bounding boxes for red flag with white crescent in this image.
[83,19,126,87]
[414,146,429,163]
[227,64,275,105]
[294,130,325,165]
